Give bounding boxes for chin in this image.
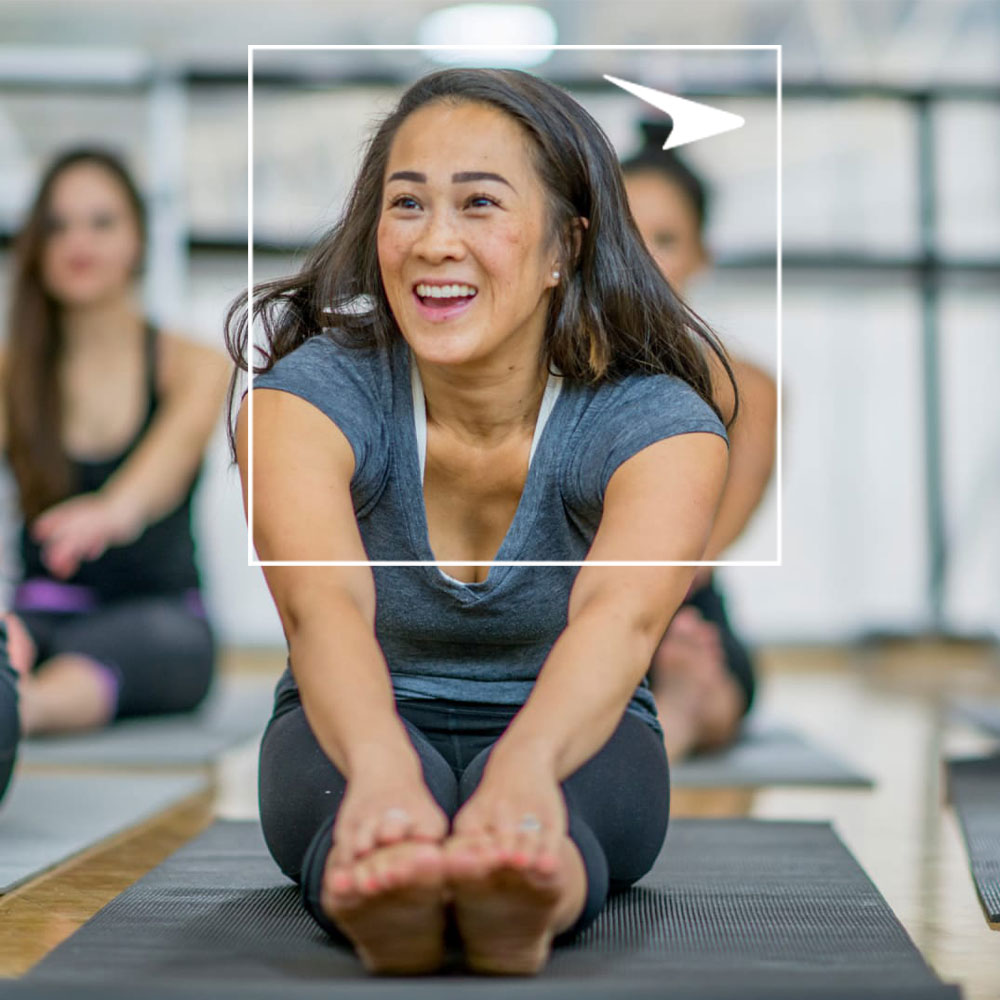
[46,281,122,309]
[408,334,489,371]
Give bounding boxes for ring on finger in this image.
[382,807,411,825]
[517,813,543,833]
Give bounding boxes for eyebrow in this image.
[387,170,516,191]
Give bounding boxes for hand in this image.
[330,770,449,870]
[452,751,567,868]
[30,493,143,579]
[2,613,37,677]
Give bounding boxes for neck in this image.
[415,350,550,448]
[59,294,144,355]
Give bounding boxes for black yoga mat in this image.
[946,753,1000,922]
[18,819,957,999]
[671,722,873,788]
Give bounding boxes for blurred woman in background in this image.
[623,124,777,760]
[1,148,227,735]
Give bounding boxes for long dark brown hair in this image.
[225,68,736,453]
[4,147,146,520]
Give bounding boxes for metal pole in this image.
[144,67,188,327]
[915,93,947,634]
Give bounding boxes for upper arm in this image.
[567,430,728,637]
[708,350,777,436]
[727,357,777,459]
[236,388,376,630]
[156,332,230,437]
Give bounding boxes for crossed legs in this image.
[6,598,215,735]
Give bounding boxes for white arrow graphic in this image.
[603,74,745,150]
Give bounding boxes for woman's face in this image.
[624,169,706,292]
[377,100,560,371]
[40,162,142,308]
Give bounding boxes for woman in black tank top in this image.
[1,148,228,739]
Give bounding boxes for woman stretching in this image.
[623,128,778,759]
[2,148,227,734]
[232,68,733,975]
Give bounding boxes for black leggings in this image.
[16,595,215,720]
[0,621,18,804]
[258,668,670,943]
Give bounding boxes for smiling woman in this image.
[225,67,736,976]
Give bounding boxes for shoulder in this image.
[256,332,385,394]
[562,371,726,512]
[590,370,724,433]
[156,328,228,394]
[252,334,391,484]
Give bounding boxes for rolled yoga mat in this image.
[0,772,206,893]
[672,721,873,788]
[946,753,1000,922]
[18,819,957,999]
[19,674,277,767]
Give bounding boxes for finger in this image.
[354,855,379,895]
[492,822,520,864]
[373,807,413,846]
[535,828,562,875]
[351,815,378,859]
[41,545,74,580]
[84,538,109,562]
[452,805,487,838]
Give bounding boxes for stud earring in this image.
[552,270,560,280]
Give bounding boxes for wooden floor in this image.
[2,641,999,996]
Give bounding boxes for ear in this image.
[550,217,589,283]
[571,216,589,265]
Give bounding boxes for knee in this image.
[257,710,344,882]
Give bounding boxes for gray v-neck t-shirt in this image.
[254,333,727,732]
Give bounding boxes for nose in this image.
[411,206,466,264]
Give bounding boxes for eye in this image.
[653,231,677,250]
[44,213,70,235]
[389,195,421,211]
[465,193,500,210]
[92,212,117,230]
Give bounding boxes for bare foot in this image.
[444,831,585,975]
[652,608,742,759]
[319,840,448,974]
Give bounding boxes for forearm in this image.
[101,343,229,532]
[703,362,776,559]
[100,418,211,528]
[701,436,773,558]
[491,588,680,781]
[281,586,421,782]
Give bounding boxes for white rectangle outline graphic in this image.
[247,44,782,569]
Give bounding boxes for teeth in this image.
[415,283,477,299]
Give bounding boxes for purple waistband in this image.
[13,578,207,618]
[13,578,99,613]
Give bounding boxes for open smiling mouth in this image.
[413,282,479,311]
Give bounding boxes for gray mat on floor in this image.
[20,819,956,998]
[672,722,873,788]
[0,773,206,893]
[946,753,1000,922]
[949,697,1000,737]
[20,675,277,767]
